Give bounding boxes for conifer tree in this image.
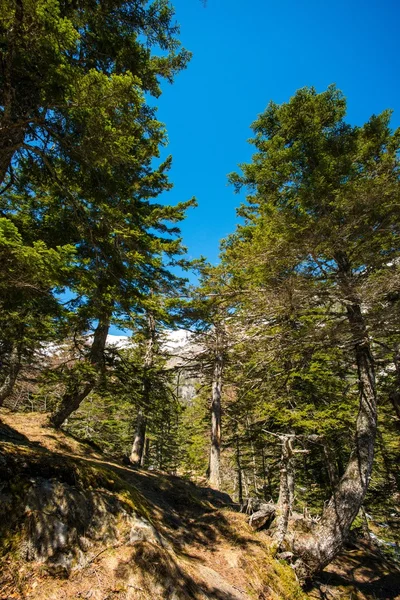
[0,0,190,185]
[224,85,400,577]
[0,0,195,427]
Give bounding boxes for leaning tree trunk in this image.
[50,315,111,429]
[208,348,223,489]
[290,253,377,579]
[0,346,21,406]
[130,313,156,467]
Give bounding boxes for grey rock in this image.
[129,515,161,545]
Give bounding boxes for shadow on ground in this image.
[0,413,261,599]
[2,411,399,600]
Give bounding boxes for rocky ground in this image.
[0,409,399,600]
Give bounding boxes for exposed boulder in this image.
[0,444,161,575]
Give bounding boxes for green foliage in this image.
[177,389,210,477]
[0,217,74,372]
[0,0,190,183]
[218,85,400,513]
[0,0,196,419]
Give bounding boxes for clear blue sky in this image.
[155,0,399,265]
[109,0,398,335]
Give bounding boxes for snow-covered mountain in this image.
[106,329,195,354]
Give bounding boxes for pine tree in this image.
[223,85,400,577]
[0,0,190,185]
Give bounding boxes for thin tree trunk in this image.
[0,127,25,186]
[50,315,111,428]
[0,346,21,406]
[209,351,223,489]
[389,347,400,426]
[290,253,377,578]
[130,312,156,467]
[275,436,294,548]
[322,440,340,491]
[130,409,147,466]
[236,433,243,505]
[247,416,259,494]
[261,446,268,499]
[141,437,150,468]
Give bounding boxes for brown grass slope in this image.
[0,409,399,600]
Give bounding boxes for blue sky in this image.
[155,0,399,265]
[109,0,398,335]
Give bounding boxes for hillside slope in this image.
[0,409,399,600]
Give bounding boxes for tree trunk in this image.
[129,312,156,467]
[130,408,148,466]
[290,253,377,579]
[0,126,25,186]
[236,433,243,505]
[50,315,110,429]
[274,436,295,548]
[322,439,340,491]
[0,0,26,186]
[208,351,223,489]
[390,390,400,424]
[141,437,150,468]
[389,347,400,427]
[0,346,21,406]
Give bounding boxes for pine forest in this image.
[0,1,399,599]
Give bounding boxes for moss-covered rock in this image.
[0,441,157,575]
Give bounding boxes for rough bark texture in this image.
[289,253,377,579]
[0,347,21,406]
[50,316,111,429]
[208,351,223,490]
[129,312,156,467]
[0,127,24,186]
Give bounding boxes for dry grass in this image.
[1,408,399,600]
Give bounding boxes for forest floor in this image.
[0,409,399,600]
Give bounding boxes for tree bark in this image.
[322,439,340,491]
[0,346,21,406]
[50,315,111,429]
[236,433,243,505]
[389,347,400,427]
[290,252,377,579]
[208,349,223,489]
[0,0,26,186]
[141,436,150,468]
[130,408,148,466]
[129,312,156,467]
[274,436,295,548]
[0,126,25,186]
